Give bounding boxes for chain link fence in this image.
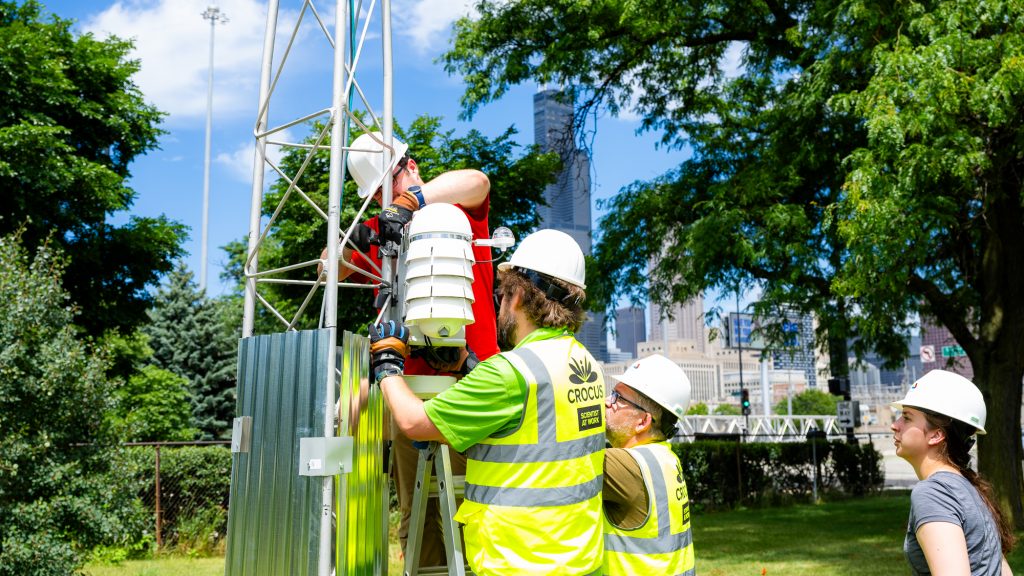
[122,441,232,554]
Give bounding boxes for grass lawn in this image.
[85,492,1024,575]
[694,490,1024,576]
[81,556,224,576]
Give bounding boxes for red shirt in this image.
[352,197,499,374]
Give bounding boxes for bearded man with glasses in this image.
[603,354,696,576]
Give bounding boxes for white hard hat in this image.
[611,354,691,420]
[892,369,987,434]
[497,229,586,289]
[347,132,409,199]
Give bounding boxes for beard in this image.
[496,308,517,351]
[605,418,633,449]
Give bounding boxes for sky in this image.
[40,0,752,337]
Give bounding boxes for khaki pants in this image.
[392,422,467,568]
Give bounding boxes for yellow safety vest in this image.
[457,334,606,576]
[603,442,695,576]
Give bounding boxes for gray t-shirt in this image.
[904,471,1002,575]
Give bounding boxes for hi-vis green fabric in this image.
[603,442,695,575]
[457,332,606,575]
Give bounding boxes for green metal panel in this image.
[225,329,330,576]
[335,331,389,575]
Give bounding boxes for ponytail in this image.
[924,411,1017,553]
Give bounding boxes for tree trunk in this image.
[973,356,1024,530]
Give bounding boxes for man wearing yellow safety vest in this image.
[603,354,695,575]
[369,229,606,575]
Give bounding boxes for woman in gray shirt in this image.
[891,370,1015,575]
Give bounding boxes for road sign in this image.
[919,345,935,363]
[941,345,966,357]
[837,400,859,429]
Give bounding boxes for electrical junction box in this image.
[298,436,354,476]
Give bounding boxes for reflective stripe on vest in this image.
[603,442,695,575]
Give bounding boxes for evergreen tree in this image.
[144,264,236,439]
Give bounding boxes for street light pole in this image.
[200,5,228,291]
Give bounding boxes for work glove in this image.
[368,320,411,384]
[413,345,478,375]
[378,204,413,246]
[390,190,421,212]
[347,223,378,253]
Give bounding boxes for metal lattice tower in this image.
[227,1,400,575]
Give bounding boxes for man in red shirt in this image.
[324,131,498,567]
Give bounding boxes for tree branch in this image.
[908,273,978,356]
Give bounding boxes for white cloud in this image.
[721,41,746,79]
[216,128,296,182]
[80,0,304,123]
[392,0,473,55]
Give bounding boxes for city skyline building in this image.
[533,88,607,360]
[614,306,646,358]
[649,294,707,353]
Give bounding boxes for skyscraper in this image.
[615,306,646,358]
[772,312,817,390]
[533,88,607,361]
[649,296,707,353]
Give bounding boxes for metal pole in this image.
[811,437,818,502]
[760,356,770,416]
[381,0,396,316]
[787,368,793,416]
[736,288,746,430]
[319,0,353,572]
[242,3,278,336]
[200,6,227,292]
[154,444,162,549]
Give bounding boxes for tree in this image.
[0,234,141,574]
[442,0,1023,525]
[225,115,560,334]
[834,0,1024,525]
[144,265,236,439]
[713,403,741,416]
[773,389,839,417]
[110,365,198,442]
[686,402,709,416]
[0,1,185,336]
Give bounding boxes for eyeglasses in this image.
[374,155,410,198]
[608,390,650,418]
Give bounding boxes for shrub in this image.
[108,445,231,555]
[674,439,883,511]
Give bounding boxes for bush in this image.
[675,439,883,511]
[110,445,231,556]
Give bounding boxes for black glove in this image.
[368,320,410,384]
[379,204,413,246]
[347,223,378,253]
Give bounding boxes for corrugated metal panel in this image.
[336,330,388,575]
[225,329,330,576]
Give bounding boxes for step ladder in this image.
[402,442,471,576]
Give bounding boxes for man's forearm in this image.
[420,169,489,211]
[379,375,446,442]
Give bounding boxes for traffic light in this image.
[827,377,851,398]
[741,389,751,416]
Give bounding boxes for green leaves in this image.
[0,233,128,573]
[0,0,180,335]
